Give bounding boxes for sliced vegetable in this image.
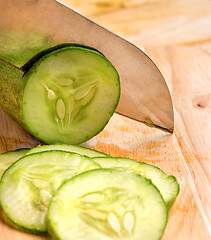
[47,169,168,240]
[0,151,100,232]
[0,29,53,126]
[26,144,108,157]
[0,148,29,178]
[0,29,53,68]
[22,46,120,144]
[93,157,179,209]
[0,43,120,145]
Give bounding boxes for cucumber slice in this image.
[0,151,100,232]
[93,157,179,209]
[47,169,168,240]
[22,46,120,144]
[26,144,108,157]
[0,148,29,179]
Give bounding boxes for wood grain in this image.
[63,0,211,47]
[0,0,211,239]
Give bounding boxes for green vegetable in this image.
[0,29,53,67]
[0,151,100,232]
[0,29,54,127]
[0,44,120,144]
[47,169,168,240]
[0,149,179,239]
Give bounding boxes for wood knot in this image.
[192,94,211,111]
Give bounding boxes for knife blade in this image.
[0,0,174,133]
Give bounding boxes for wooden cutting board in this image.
[0,0,210,239]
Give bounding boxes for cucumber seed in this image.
[107,212,121,233]
[56,99,65,120]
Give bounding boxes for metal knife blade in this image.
[0,0,174,133]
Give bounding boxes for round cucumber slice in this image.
[26,144,108,157]
[22,46,120,144]
[0,151,100,232]
[93,157,179,209]
[0,148,29,179]
[47,169,168,240]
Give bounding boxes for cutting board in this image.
[0,0,211,239]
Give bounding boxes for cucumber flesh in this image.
[0,148,29,179]
[26,144,108,157]
[0,151,100,232]
[93,157,179,209]
[22,46,120,144]
[47,169,168,240]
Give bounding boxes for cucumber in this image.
[0,60,29,126]
[0,148,29,179]
[0,29,53,67]
[22,46,120,144]
[0,44,120,144]
[0,151,100,232]
[93,157,179,209]
[0,29,54,125]
[47,169,168,240]
[26,144,108,157]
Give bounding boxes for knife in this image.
[0,0,174,133]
